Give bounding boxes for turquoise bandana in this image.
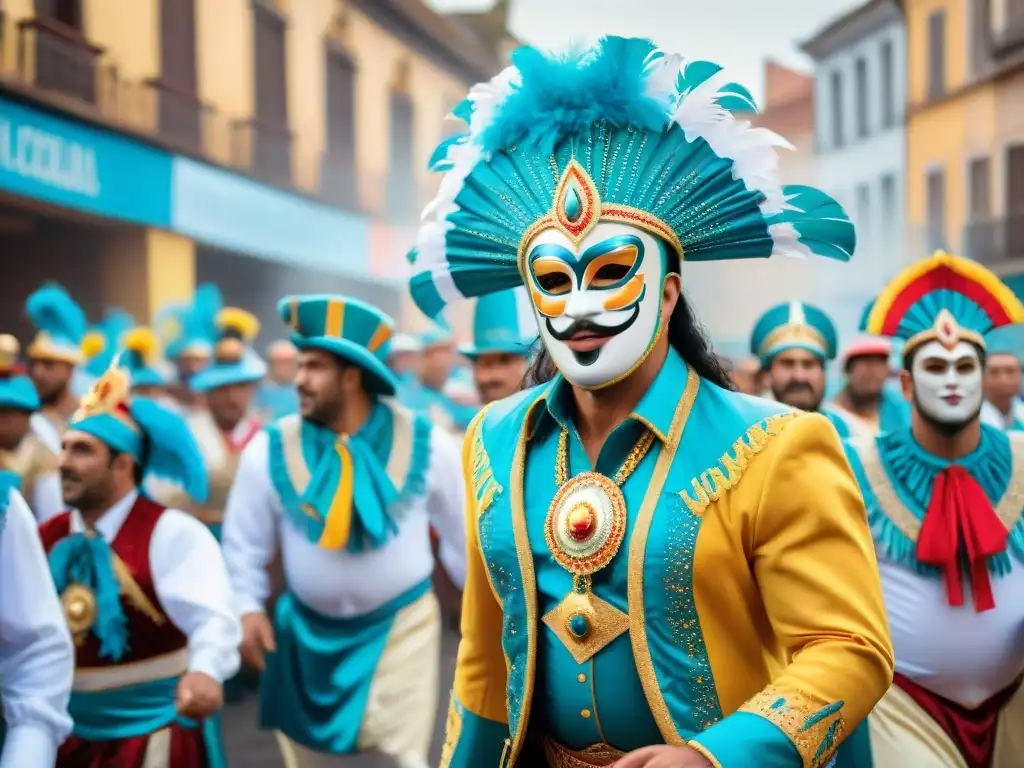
[267,400,431,553]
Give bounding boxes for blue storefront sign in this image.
[171,157,370,274]
[0,95,172,226]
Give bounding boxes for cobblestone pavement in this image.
[221,620,459,767]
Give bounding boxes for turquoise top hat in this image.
[119,327,169,389]
[408,37,854,318]
[82,308,135,379]
[25,282,88,365]
[459,287,538,359]
[277,295,398,396]
[156,283,222,361]
[190,307,268,393]
[750,301,838,365]
[0,335,39,412]
[984,325,1024,358]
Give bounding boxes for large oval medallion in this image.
[545,471,627,576]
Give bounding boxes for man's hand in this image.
[240,611,276,672]
[175,672,223,719]
[613,745,714,767]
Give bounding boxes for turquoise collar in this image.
[539,346,688,444]
[851,425,1024,576]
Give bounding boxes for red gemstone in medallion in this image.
[567,502,597,542]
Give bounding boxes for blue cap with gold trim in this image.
[750,301,838,365]
[25,282,87,365]
[277,295,397,396]
[0,335,40,412]
[190,308,267,393]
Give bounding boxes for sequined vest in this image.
[39,496,188,668]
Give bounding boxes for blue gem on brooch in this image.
[568,612,591,639]
[563,186,583,223]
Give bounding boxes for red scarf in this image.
[223,416,262,454]
[916,466,1007,612]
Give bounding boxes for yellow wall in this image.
[84,0,160,82]
[904,0,992,253]
[0,0,34,76]
[195,0,255,165]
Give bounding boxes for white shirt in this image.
[0,490,73,768]
[29,413,61,454]
[980,399,1024,430]
[222,424,467,619]
[69,491,242,683]
[31,472,64,524]
[881,556,1024,708]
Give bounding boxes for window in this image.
[880,40,895,128]
[251,0,292,184]
[157,0,200,151]
[969,156,992,219]
[880,173,897,237]
[856,184,871,231]
[386,89,417,222]
[926,168,947,251]
[928,10,946,99]
[830,70,844,148]
[855,57,869,138]
[322,44,357,208]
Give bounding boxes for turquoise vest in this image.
[470,353,791,761]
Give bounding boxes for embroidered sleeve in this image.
[739,687,844,766]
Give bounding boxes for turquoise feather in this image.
[480,37,672,156]
[131,397,210,504]
[429,133,468,172]
[26,283,87,344]
[48,533,129,661]
[768,185,856,262]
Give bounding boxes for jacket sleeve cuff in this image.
[689,712,802,768]
[690,685,846,768]
[440,695,509,768]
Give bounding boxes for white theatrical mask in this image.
[911,339,984,425]
[523,221,671,389]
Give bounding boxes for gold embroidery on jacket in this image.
[739,686,845,768]
[680,412,799,516]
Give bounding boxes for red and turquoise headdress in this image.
[408,37,856,317]
[862,251,1024,354]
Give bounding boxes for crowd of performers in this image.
[2,34,1024,768]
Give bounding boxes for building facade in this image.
[0,0,507,342]
[686,60,824,361]
[801,0,909,339]
[902,0,1024,279]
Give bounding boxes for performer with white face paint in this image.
[409,37,894,768]
[841,251,1024,768]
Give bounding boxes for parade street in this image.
[222,621,459,766]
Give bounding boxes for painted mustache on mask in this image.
[546,308,640,343]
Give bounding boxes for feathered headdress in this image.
[156,284,223,361]
[82,308,135,378]
[861,251,1024,354]
[0,335,39,412]
[119,326,169,388]
[408,37,854,317]
[188,306,267,393]
[25,282,88,364]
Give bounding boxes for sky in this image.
[427,0,863,104]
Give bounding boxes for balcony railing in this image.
[17,17,103,105]
[963,211,1024,264]
[0,13,406,217]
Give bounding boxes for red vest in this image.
[40,495,188,667]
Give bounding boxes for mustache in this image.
[60,470,80,483]
[547,318,621,343]
[781,382,814,395]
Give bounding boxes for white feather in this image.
[768,221,816,259]
[671,64,793,216]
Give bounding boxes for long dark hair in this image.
[523,291,734,390]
